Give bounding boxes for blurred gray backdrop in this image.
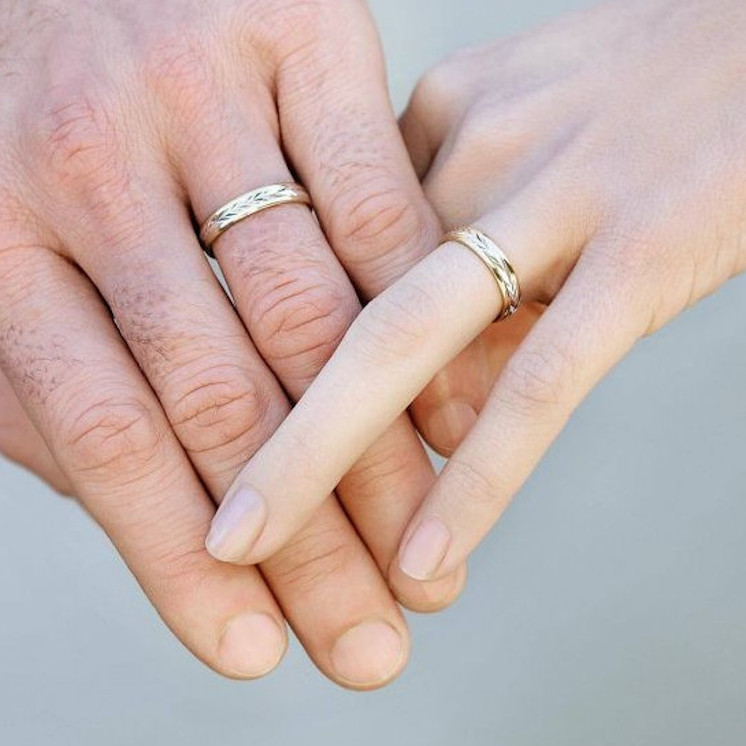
[1,1,745,744]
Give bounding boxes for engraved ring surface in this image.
[443,227,522,321]
[199,182,312,255]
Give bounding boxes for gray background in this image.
[1,0,745,744]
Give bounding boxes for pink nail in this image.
[330,619,405,688]
[218,612,286,678]
[206,486,267,562]
[398,517,451,581]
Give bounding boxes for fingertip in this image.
[206,486,267,564]
[421,400,478,457]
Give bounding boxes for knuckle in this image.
[152,543,214,593]
[429,99,539,202]
[593,224,658,280]
[587,223,662,327]
[447,455,500,508]
[500,340,574,414]
[32,90,126,200]
[457,98,526,156]
[334,183,426,266]
[168,365,274,456]
[141,33,216,117]
[451,107,495,156]
[411,60,462,117]
[264,521,351,592]
[250,275,357,373]
[0,194,50,265]
[63,394,165,479]
[340,430,416,498]
[409,46,483,123]
[256,0,341,64]
[354,282,437,365]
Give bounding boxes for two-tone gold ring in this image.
[199,182,312,257]
[442,226,522,321]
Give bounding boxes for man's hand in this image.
[0,0,466,689]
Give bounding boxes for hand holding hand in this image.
[210,0,746,584]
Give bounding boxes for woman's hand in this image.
[0,0,468,689]
[208,0,746,584]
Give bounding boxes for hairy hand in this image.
[0,0,466,689]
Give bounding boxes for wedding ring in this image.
[442,227,522,321]
[199,182,312,255]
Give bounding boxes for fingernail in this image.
[219,612,286,678]
[206,486,267,562]
[427,401,477,453]
[399,517,451,581]
[330,619,405,689]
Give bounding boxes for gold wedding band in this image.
[442,227,522,321]
[199,182,312,255]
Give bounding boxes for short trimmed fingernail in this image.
[206,486,267,562]
[219,612,286,678]
[427,401,477,452]
[399,517,451,581]
[330,619,405,688]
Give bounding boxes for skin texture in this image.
[0,0,475,689]
[213,0,746,585]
